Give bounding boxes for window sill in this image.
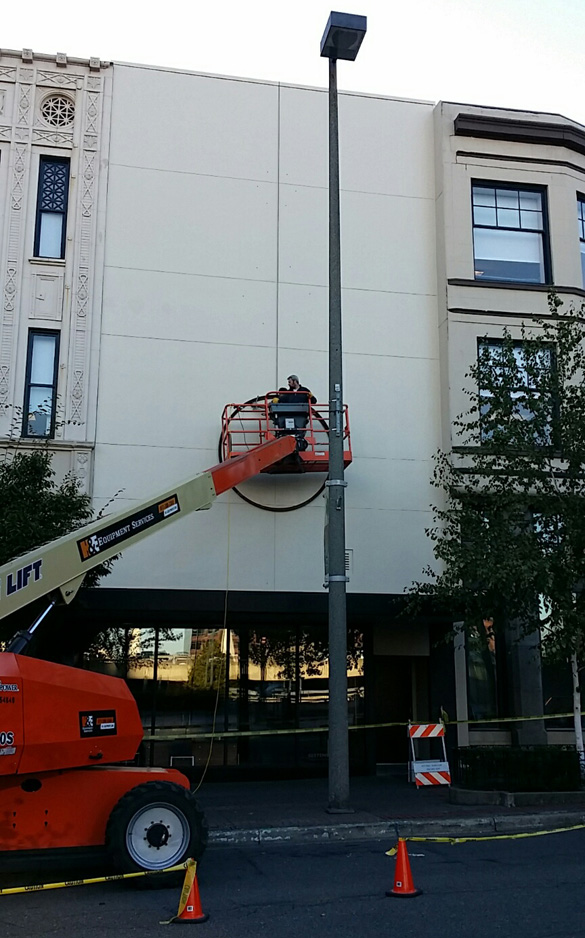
[1,438,94,452]
[449,278,585,298]
[28,257,66,267]
[453,445,562,458]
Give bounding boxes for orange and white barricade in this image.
[408,723,451,787]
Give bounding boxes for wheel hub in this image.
[123,798,192,869]
[145,821,170,849]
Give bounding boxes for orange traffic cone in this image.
[386,839,422,898]
[172,860,209,924]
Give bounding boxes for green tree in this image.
[188,636,226,691]
[248,628,363,682]
[413,296,585,774]
[0,446,114,644]
[0,448,94,566]
[83,626,179,679]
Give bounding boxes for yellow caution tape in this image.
[143,710,585,744]
[175,858,196,920]
[385,822,585,856]
[0,862,186,897]
[159,859,198,925]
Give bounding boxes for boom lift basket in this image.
[221,396,352,473]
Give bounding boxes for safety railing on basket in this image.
[220,395,351,470]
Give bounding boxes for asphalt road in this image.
[1,832,585,937]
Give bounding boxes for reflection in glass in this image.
[82,623,366,776]
[467,618,498,722]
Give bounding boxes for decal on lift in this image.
[0,730,15,755]
[0,559,43,599]
[0,682,19,692]
[79,710,117,737]
[77,495,181,561]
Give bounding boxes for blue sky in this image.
[3,0,585,123]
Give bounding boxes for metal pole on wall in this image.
[320,11,367,813]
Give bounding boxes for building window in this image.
[578,196,585,286]
[40,94,75,128]
[23,330,60,438]
[478,338,554,445]
[34,157,70,259]
[472,183,549,284]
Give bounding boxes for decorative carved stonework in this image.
[17,83,32,127]
[76,271,89,317]
[0,141,29,405]
[0,58,107,445]
[75,449,89,483]
[4,265,17,310]
[36,69,80,89]
[11,146,26,211]
[40,93,75,127]
[85,93,99,135]
[32,128,74,147]
[0,138,29,405]
[0,365,9,401]
[67,78,102,427]
[81,152,95,219]
[71,368,84,422]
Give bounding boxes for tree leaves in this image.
[413,295,585,662]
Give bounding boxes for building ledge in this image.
[448,279,585,298]
[454,113,585,157]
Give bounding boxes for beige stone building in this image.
[1,47,584,775]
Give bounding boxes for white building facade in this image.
[2,48,584,774]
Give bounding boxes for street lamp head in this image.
[320,11,367,61]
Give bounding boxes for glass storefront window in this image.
[82,623,366,778]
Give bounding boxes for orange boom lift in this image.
[0,437,300,872]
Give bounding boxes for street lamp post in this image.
[320,11,367,812]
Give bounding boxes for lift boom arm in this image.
[0,436,296,621]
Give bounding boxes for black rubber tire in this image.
[105,781,208,874]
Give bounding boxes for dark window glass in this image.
[472,183,549,284]
[23,330,60,437]
[34,157,70,259]
[578,197,585,286]
[467,619,499,722]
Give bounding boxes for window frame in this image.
[477,336,557,447]
[577,193,585,287]
[22,329,60,439]
[33,155,71,260]
[471,180,552,285]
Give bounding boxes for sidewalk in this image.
[199,771,585,846]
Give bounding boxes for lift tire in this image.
[105,781,208,875]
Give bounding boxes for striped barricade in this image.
[408,723,451,787]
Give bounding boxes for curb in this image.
[207,809,585,847]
